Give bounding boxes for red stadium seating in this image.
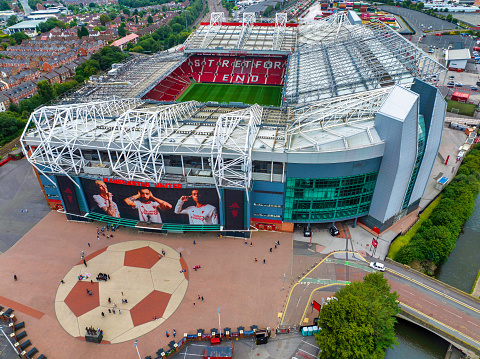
[144,54,287,101]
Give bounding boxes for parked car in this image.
[369,262,385,272]
[476,81,480,87]
[449,75,455,79]
[329,225,339,236]
[471,86,478,91]
[455,83,463,87]
[447,81,455,85]
[428,49,434,53]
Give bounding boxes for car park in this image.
[369,262,385,272]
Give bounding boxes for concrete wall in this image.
[368,86,419,223]
[409,80,446,206]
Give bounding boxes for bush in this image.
[394,145,480,273]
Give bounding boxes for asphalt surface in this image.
[18,0,32,15]
[0,159,50,254]
[281,251,480,352]
[171,332,320,359]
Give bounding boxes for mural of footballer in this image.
[93,180,121,218]
[174,189,219,224]
[124,188,172,223]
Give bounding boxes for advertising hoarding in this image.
[56,175,81,215]
[80,177,220,225]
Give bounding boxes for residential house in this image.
[0,93,10,112]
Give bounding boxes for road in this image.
[19,0,32,15]
[201,0,228,23]
[281,251,480,353]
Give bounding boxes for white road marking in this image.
[444,309,462,319]
[301,340,320,348]
[468,321,480,328]
[419,298,437,306]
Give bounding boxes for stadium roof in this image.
[284,12,446,105]
[183,13,296,53]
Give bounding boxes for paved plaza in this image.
[0,212,292,358]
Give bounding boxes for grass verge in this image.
[387,196,442,259]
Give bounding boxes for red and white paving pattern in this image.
[55,241,188,343]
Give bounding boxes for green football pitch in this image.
[176,83,283,107]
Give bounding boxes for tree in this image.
[89,2,96,7]
[123,8,130,15]
[315,272,400,359]
[147,15,153,24]
[446,14,453,21]
[37,80,56,103]
[99,14,110,25]
[0,112,23,141]
[69,20,77,28]
[77,25,89,38]
[7,15,17,27]
[133,8,138,16]
[0,0,10,11]
[118,25,127,37]
[11,32,29,45]
[416,2,424,10]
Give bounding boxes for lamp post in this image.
[133,339,141,359]
[282,273,285,291]
[218,307,221,338]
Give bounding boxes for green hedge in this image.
[394,144,480,273]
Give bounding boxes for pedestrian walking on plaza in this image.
[113,303,117,307]
[119,309,121,314]
[108,274,110,280]
[173,329,176,338]
[193,302,196,308]
[112,308,115,314]
[270,248,272,252]
[198,295,201,300]
[275,244,277,249]
[91,280,93,284]
[108,297,111,304]
[88,243,90,247]
[106,235,109,239]
[166,330,169,337]
[101,312,105,317]
[278,240,280,245]
[14,274,17,281]
[201,296,204,302]
[193,240,196,245]
[83,259,87,267]
[180,252,182,257]
[108,309,111,313]
[263,259,265,264]
[255,258,257,262]
[250,242,252,246]
[82,250,85,256]
[97,236,100,240]
[60,279,65,284]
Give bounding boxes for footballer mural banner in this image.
[80,177,219,225]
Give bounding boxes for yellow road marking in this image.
[299,283,348,325]
[280,251,357,324]
[400,302,480,347]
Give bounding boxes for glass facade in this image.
[402,115,426,209]
[284,172,378,222]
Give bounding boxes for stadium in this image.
[21,11,447,234]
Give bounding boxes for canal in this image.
[386,193,480,358]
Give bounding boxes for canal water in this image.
[435,194,480,293]
[385,318,449,359]
[385,194,480,358]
